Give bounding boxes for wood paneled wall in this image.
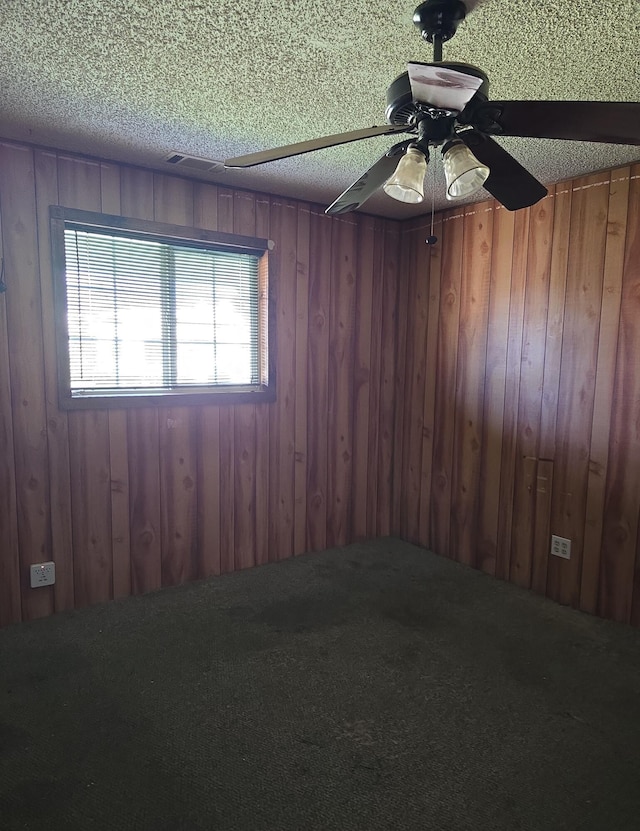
[2,139,639,630]
[397,164,640,625]
[0,140,403,625]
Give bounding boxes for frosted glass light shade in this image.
[383,147,427,204]
[442,142,490,199]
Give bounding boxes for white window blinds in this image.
[63,227,262,396]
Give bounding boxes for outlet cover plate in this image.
[30,561,56,587]
[551,535,571,560]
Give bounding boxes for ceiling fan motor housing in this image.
[385,61,489,142]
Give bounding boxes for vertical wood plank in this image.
[599,165,640,623]
[100,162,121,213]
[1,143,54,619]
[510,193,554,587]
[306,208,331,551]
[159,408,198,586]
[477,205,514,576]
[193,181,218,230]
[34,148,75,612]
[254,196,271,566]
[366,219,385,539]
[269,198,297,559]
[119,167,162,593]
[532,180,572,592]
[450,202,492,567]
[233,403,256,570]
[495,207,530,580]
[351,215,375,541]
[400,224,429,543]
[58,154,113,607]
[377,224,400,535]
[430,210,464,558]
[392,224,411,536]
[0,160,22,625]
[100,162,131,599]
[197,407,221,578]
[547,172,609,607]
[192,181,221,577]
[579,170,629,613]
[418,215,443,549]
[532,460,554,595]
[233,190,257,570]
[398,227,417,540]
[327,216,356,548]
[127,407,162,594]
[108,414,130,585]
[68,412,113,606]
[538,183,572,460]
[294,205,310,554]
[153,174,198,587]
[121,167,155,219]
[217,188,236,572]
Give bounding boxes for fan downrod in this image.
[413,0,467,61]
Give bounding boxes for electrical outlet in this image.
[551,535,571,560]
[30,562,56,588]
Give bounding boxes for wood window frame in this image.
[50,205,276,410]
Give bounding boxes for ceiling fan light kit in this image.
[441,140,490,200]
[225,0,640,219]
[383,145,429,204]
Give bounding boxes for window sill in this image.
[58,384,276,410]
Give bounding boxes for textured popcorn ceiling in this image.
[0,0,638,218]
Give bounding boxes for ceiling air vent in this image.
[164,152,224,173]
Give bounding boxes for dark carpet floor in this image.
[1,538,640,831]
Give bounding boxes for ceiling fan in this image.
[225,0,640,216]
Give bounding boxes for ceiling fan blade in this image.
[325,142,412,215]
[225,125,409,168]
[459,130,548,211]
[469,100,640,145]
[408,62,483,112]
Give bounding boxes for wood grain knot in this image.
[140,530,154,546]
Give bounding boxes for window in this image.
[50,207,274,408]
